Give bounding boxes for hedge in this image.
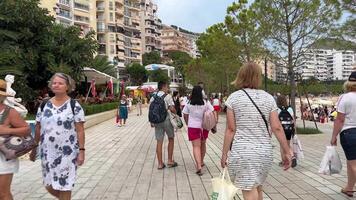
[296,127,323,135]
[82,102,118,116]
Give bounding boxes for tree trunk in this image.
[287,31,296,119]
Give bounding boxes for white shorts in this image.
[0,152,19,174]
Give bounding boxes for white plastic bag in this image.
[319,146,342,175]
[292,135,304,160]
[211,168,238,200]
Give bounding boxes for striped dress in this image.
[225,89,278,190]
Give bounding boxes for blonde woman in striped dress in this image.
[221,62,292,200]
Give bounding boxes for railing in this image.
[58,11,72,19]
[97,7,105,11]
[58,0,70,6]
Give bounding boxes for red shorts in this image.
[213,106,220,112]
[188,128,209,141]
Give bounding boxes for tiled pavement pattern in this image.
[11,109,353,200]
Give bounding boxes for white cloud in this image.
[155,0,234,33]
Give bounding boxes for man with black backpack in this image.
[149,81,178,170]
[276,95,297,168]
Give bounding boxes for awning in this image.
[83,67,117,84]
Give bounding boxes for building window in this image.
[110,34,115,43]
[109,1,113,10]
[124,17,130,26]
[110,13,114,21]
[74,3,89,11]
[110,45,115,54]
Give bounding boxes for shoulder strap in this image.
[241,89,271,137]
[40,99,49,112]
[70,99,76,115]
[0,106,11,124]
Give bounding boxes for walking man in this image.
[149,81,178,169]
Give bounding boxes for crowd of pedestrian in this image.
[1,66,356,200]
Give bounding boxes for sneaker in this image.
[292,157,297,168]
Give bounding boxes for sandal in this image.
[167,161,178,168]
[201,163,205,167]
[157,163,166,170]
[196,169,203,176]
[341,189,355,197]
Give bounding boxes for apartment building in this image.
[298,49,329,81]
[96,0,142,69]
[181,32,201,58]
[139,0,162,54]
[40,0,96,35]
[161,25,192,56]
[326,50,355,80]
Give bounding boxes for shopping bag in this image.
[292,135,304,160]
[318,146,342,175]
[168,110,183,129]
[211,168,238,200]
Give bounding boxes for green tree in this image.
[142,51,161,66]
[91,55,117,77]
[149,69,170,83]
[126,63,148,85]
[196,23,241,94]
[166,50,192,88]
[225,0,265,62]
[252,0,342,116]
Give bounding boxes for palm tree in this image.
[90,55,117,77]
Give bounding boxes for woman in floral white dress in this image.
[30,73,85,200]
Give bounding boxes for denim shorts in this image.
[340,128,356,160]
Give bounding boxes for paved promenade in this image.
[11,109,353,200]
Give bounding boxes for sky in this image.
[155,0,235,33]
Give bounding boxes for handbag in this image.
[168,110,183,129]
[211,167,239,200]
[0,106,36,161]
[241,89,271,137]
[202,102,217,131]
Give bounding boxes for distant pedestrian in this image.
[182,86,215,176]
[173,91,182,117]
[180,94,188,111]
[149,81,178,170]
[30,73,86,200]
[117,95,128,126]
[212,94,221,123]
[198,82,208,100]
[331,71,356,197]
[0,79,31,200]
[136,96,142,116]
[221,62,291,200]
[277,95,297,167]
[127,95,133,112]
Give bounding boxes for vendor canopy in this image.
[82,67,117,84]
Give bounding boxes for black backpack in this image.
[278,107,295,135]
[40,98,76,115]
[148,93,168,124]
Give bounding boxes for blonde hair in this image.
[48,73,76,93]
[233,62,262,89]
[343,81,356,92]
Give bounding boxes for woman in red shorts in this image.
[212,94,220,122]
[182,86,214,176]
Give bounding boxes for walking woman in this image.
[221,62,291,200]
[0,79,31,200]
[117,95,128,127]
[331,71,356,197]
[212,94,220,122]
[30,73,85,200]
[182,86,214,176]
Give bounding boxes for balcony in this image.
[58,0,71,8]
[145,14,154,21]
[97,7,105,12]
[58,11,72,20]
[74,16,90,25]
[74,2,89,11]
[97,28,106,33]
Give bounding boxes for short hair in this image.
[158,81,167,90]
[48,73,75,93]
[343,81,356,92]
[190,86,204,105]
[276,95,288,108]
[233,62,262,90]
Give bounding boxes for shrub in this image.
[82,102,118,115]
[296,127,322,134]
